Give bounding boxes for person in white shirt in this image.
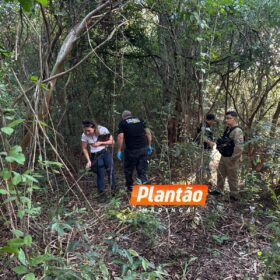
[81,119,116,202]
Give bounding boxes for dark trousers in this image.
[124,147,148,190]
[91,150,116,192]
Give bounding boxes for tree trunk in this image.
[21,0,118,152]
[270,101,280,138]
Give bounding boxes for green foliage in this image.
[166,142,201,183]
[4,0,48,12]
[1,126,14,135]
[244,125,280,278]
[0,0,280,278]
[0,232,50,279]
[258,213,280,277]
[203,211,220,229]
[0,117,43,219]
[108,241,168,279]
[212,233,230,245]
[5,145,25,165]
[105,198,165,245]
[243,121,280,203]
[179,256,198,279]
[7,230,167,279]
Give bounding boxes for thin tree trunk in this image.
[270,101,280,138]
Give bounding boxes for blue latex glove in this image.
[147,145,153,155]
[117,151,123,160]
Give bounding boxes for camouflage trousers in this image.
[217,156,241,196]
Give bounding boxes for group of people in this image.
[81,110,244,203]
[81,110,152,202]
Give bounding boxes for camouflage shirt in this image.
[228,125,244,160]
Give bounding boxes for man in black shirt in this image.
[117,110,152,191]
[194,114,216,149]
[194,114,216,184]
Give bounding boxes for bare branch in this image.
[42,20,127,84]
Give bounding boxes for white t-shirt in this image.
[81,125,110,153]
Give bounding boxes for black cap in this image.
[206,114,216,121]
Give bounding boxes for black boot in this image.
[111,187,118,197]
[208,190,222,196]
[98,192,107,203]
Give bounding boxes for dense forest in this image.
[0,0,279,279]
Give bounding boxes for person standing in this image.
[117,110,152,192]
[194,114,216,184]
[216,111,244,201]
[81,119,116,202]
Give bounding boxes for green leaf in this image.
[124,250,133,264]
[1,127,14,136]
[12,172,22,186]
[11,229,24,237]
[188,256,198,263]
[24,273,36,280]
[12,265,28,275]
[7,238,25,248]
[18,210,26,219]
[51,223,65,236]
[5,115,15,120]
[39,83,48,91]
[24,235,32,247]
[26,207,41,216]
[8,155,25,165]
[34,120,48,126]
[23,174,39,183]
[141,258,149,271]
[6,146,25,165]
[62,223,73,231]
[30,254,49,266]
[30,75,38,82]
[27,185,41,192]
[99,262,109,277]
[212,234,229,244]
[128,249,139,257]
[7,119,25,128]
[6,153,25,164]
[0,246,18,254]
[3,108,15,113]
[20,196,32,208]
[0,189,8,195]
[4,196,17,203]
[9,145,22,153]
[19,0,33,12]
[0,169,11,179]
[18,248,27,265]
[39,160,63,168]
[36,0,48,6]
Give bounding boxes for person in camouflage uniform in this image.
[216,111,244,201]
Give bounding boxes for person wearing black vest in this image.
[117,110,152,192]
[194,114,216,184]
[194,114,216,150]
[215,111,244,201]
